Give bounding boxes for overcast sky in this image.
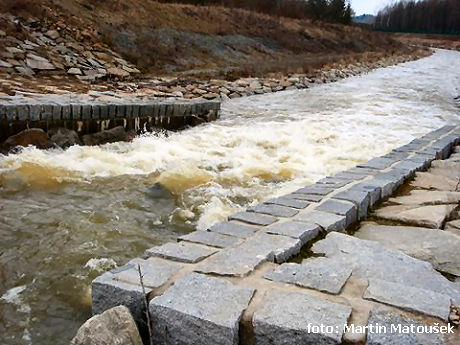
[351,0,393,15]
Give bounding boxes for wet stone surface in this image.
[264,221,320,244]
[265,258,352,294]
[179,230,243,248]
[150,273,255,345]
[208,221,259,238]
[145,242,218,263]
[253,290,352,345]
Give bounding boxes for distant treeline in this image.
[374,0,460,34]
[159,0,353,24]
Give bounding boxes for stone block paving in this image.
[90,125,460,345]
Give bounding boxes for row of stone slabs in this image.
[92,125,460,345]
[0,99,220,122]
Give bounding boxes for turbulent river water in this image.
[1,49,459,344]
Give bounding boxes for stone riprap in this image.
[88,125,460,345]
[0,94,220,142]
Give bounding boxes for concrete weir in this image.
[90,125,460,345]
[0,95,221,141]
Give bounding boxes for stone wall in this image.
[0,96,220,142]
[89,124,460,345]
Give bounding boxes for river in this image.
[0,49,459,344]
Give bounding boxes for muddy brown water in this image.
[1,49,460,345]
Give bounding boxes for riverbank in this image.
[85,125,460,345]
[1,49,459,345]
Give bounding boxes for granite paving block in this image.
[249,203,298,218]
[228,211,277,226]
[357,157,395,170]
[295,184,335,196]
[392,160,425,178]
[150,273,254,345]
[195,233,301,276]
[179,230,243,248]
[264,197,309,209]
[265,258,352,294]
[81,104,91,119]
[296,210,347,232]
[356,223,460,276]
[349,183,382,206]
[366,308,446,345]
[316,176,352,187]
[253,290,352,345]
[315,199,357,226]
[285,193,323,202]
[332,190,370,220]
[265,221,320,244]
[208,221,259,238]
[145,242,217,263]
[373,204,456,229]
[52,104,61,120]
[92,258,182,320]
[312,232,459,305]
[364,279,451,320]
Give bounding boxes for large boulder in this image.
[82,126,131,146]
[49,128,82,148]
[1,128,53,152]
[70,306,143,345]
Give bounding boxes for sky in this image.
[351,0,393,15]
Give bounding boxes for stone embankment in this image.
[0,94,220,151]
[82,125,460,345]
[0,13,140,80]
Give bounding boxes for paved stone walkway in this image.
[91,125,460,345]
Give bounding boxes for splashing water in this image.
[0,49,459,344]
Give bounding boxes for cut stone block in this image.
[332,190,370,220]
[145,242,217,263]
[228,211,278,226]
[92,258,182,321]
[249,203,298,218]
[361,177,397,200]
[356,223,460,276]
[391,160,425,178]
[179,231,243,248]
[364,279,451,320]
[265,221,320,244]
[411,172,459,191]
[285,193,323,202]
[357,157,395,170]
[296,210,347,232]
[209,221,259,238]
[195,233,301,277]
[366,308,446,345]
[315,199,357,226]
[316,176,352,187]
[150,273,254,345]
[312,232,459,305]
[389,190,460,205]
[295,184,335,196]
[264,197,309,209]
[265,258,352,294]
[373,204,455,229]
[253,290,352,345]
[349,183,382,207]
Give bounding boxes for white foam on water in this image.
[1,49,459,229]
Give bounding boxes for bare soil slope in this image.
[1,0,408,78]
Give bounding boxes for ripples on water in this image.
[1,49,459,344]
